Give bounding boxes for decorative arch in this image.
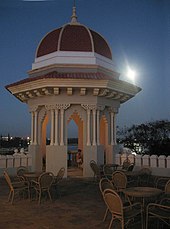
[100,114,108,146]
[38,106,49,158]
[67,110,84,151]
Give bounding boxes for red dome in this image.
[36,24,112,60]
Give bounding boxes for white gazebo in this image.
[6,6,141,177]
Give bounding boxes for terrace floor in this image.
[0,168,168,229]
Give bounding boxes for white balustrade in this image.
[121,153,127,165]
[7,155,14,168]
[135,154,142,166]
[128,154,135,164]
[115,154,121,165]
[150,155,158,168]
[142,154,150,166]
[27,154,32,166]
[167,156,170,168]
[0,155,7,168]
[14,155,21,167]
[158,155,166,168]
[20,154,27,166]
[0,151,169,177]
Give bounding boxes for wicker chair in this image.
[122,159,131,170]
[138,167,152,186]
[112,171,127,193]
[127,163,134,172]
[158,179,170,200]
[99,178,116,222]
[90,160,102,182]
[103,188,143,229]
[103,164,116,180]
[4,170,29,204]
[51,167,65,197]
[146,198,170,229]
[156,177,170,190]
[117,159,131,171]
[32,172,54,204]
[16,166,28,181]
[99,178,115,193]
[165,179,170,195]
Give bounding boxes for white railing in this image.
[0,153,32,176]
[0,151,169,177]
[115,153,170,177]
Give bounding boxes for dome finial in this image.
[70,0,79,24]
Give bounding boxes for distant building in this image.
[5,5,141,177]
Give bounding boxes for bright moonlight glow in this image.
[127,67,136,81]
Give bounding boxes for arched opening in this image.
[67,111,83,177]
[67,120,78,167]
[41,114,50,171]
[100,115,108,163]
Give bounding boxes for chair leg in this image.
[27,187,30,201]
[109,216,114,229]
[145,214,148,229]
[121,219,124,229]
[8,191,12,202]
[48,190,52,202]
[38,190,42,205]
[141,211,144,229]
[103,208,109,222]
[11,191,15,204]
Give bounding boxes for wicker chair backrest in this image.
[38,172,54,189]
[112,171,127,190]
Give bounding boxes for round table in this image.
[124,187,162,206]
[123,187,162,229]
[23,172,42,182]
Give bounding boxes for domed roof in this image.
[36,7,112,60]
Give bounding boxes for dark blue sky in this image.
[1,0,170,137]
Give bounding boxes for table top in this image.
[23,172,42,178]
[101,163,119,168]
[124,171,139,176]
[123,186,162,198]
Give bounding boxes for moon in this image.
[127,67,136,81]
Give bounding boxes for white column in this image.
[31,112,34,145]
[87,109,91,146]
[50,109,54,145]
[111,112,114,145]
[92,108,96,146]
[60,108,64,146]
[34,111,38,145]
[97,109,100,145]
[54,108,59,145]
[113,112,117,144]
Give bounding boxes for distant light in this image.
[127,67,136,81]
[132,152,136,155]
[22,0,50,1]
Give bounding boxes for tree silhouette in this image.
[117,120,170,156]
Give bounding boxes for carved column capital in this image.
[108,107,118,113]
[97,105,105,111]
[55,104,70,110]
[81,104,97,110]
[45,104,56,111]
[29,105,39,112]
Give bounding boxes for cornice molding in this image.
[7,77,141,104]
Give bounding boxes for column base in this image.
[83,145,104,177]
[105,144,120,164]
[28,144,42,172]
[46,145,67,176]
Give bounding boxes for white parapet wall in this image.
[114,153,170,177]
[0,153,32,177]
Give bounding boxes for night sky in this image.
[1,0,170,137]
